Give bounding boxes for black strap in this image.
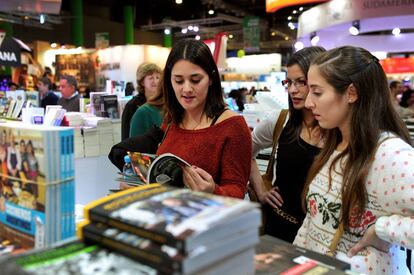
[210,108,228,126]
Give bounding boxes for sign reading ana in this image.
[0,30,21,67]
[266,0,329,13]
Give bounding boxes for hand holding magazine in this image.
[127,152,191,187]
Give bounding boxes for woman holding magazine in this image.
[157,39,251,199]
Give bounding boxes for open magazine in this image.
[127,152,191,187]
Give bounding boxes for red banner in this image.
[380,57,414,74]
[266,0,328,13]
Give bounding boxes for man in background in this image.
[37,77,58,108]
[57,75,80,112]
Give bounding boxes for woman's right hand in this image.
[259,186,284,208]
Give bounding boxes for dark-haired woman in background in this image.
[250,46,326,242]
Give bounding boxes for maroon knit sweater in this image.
[157,116,251,199]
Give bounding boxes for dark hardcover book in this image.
[0,239,156,275]
[80,221,260,274]
[102,95,119,119]
[84,184,259,253]
[255,235,350,275]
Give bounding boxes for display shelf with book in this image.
[0,121,75,252]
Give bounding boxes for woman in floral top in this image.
[294,46,414,274]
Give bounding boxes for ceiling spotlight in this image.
[181,28,188,34]
[287,16,292,21]
[294,41,304,51]
[271,31,276,36]
[349,20,360,36]
[299,7,304,11]
[229,34,234,39]
[50,42,57,48]
[208,9,215,15]
[392,27,401,36]
[293,10,297,14]
[188,25,193,31]
[164,28,171,35]
[39,14,46,24]
[310,32,319,46]
[195,35,201,40]
[193,26,199,32]
[284,36,289,40]
[175,0,182,4]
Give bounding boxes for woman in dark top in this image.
[250,46,326,242]
[121,63,162,140]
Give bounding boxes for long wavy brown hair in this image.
[302,46,412,229]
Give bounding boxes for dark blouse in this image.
[264,124,320,242]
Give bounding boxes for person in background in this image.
[157,38,251,199]
[129,85,164,137]
[37,77,58,108]
[57,75,80,112]
[294,46,414,274]
[121,63,162,140]
[8,82,18,91]
[228,89,244,112]
[249,46,326,243]
[399,86,414,108]
[389,80,413,118]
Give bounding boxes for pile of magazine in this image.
[78,184,262,274]
[0,122,75,254]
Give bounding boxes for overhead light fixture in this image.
[293,10,297,14]
[208,9,215,15]
[195,35,201,40]
[392,27,401,36]
[299,7,304,11]
[229,34,234,39]
[271,31,276,36]
[181,28,188,34]
[164,28,171,35]
[310,32,319,46]
[175,0,182,4]
[193,26,199,32]
[50,42,57,48]
[349,20,360,36]
[39,14,46,24]
[287,16,292,21]
[188,25,193,31]
[294,41,304,51]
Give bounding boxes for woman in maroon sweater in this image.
[157,39,251,199]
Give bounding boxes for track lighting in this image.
[310,32,319,46]
[349,20,360,36]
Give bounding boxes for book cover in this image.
[84,184,258,253]
[255,235,350,275]
[102,95,119,119]
[1,240,157,275]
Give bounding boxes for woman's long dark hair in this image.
[284,46,326,143]
[303,46,412,229]
[163,39,226,124]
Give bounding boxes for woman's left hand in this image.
[182,165,215,193]
[347,225,391,257]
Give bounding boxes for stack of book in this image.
[81,126,100,157]
[78,184,261,274]
[111,119,121,144]
[0,122,75,252]
[83,116,114,155]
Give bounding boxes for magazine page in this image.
[146,153,191,187]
